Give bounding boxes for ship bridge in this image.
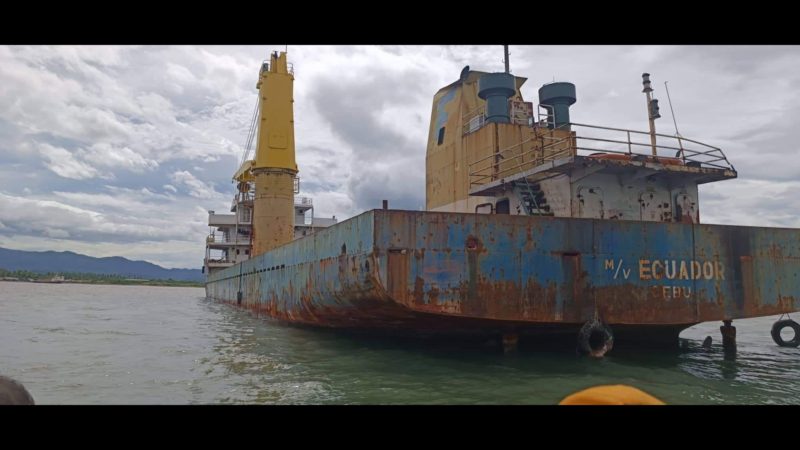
[426,67,737,223]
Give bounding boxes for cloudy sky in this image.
[0,45,798,269]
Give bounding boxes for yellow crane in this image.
[233,51,298,256]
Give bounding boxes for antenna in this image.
[642,73,660,156]
[664,81,681,137]
[503,45,510,73]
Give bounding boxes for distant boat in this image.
[34,274,65,283]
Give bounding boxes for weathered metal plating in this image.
[206,210,800,341]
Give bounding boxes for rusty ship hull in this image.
[204,209,800,344]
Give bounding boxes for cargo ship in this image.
[204,48,800,355]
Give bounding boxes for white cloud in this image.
[78,143,159,172]
[1,45,800,268]
[700,179,800,229]
[43,227,70,238]
[38,143,103,180]
[0,190,212,244]
[170,170,222,199]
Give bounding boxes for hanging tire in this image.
[771,319,800,348]
[578,319,614,357]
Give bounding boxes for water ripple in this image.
[2,281,800,404]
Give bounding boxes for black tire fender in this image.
[771,319,800,348]
[578,319,614,357]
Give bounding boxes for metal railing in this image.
[462,105,535,135]
[230,189,310,212]
[468,122,735,187]
[261,61,295,76]
[205,258,236,266]
[468,125,575,186]
[462,106,486,135]
[295,196,313,206]
[231,187,255,211]
[569,123,734,170]
[538,104,555,129]
[206,234,251,245]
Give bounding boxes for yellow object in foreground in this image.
[559,385,665,405]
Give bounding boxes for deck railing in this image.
[206,234,251,245]
[468,122,735,187]
[205,257,236,266]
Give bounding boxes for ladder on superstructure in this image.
[516,177,553,216]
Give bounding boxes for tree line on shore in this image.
[0,268,203,287]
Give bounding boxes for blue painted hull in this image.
[206,210,800,339]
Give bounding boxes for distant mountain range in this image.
[0,247,203,282]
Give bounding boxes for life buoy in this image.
[577,319,614,357]
[771,319,800,347]
[559,385,665,405]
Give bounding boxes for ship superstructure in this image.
[426,66,735,224]
[204,191,337,277]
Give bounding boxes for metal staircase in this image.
[516,178,553,216]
